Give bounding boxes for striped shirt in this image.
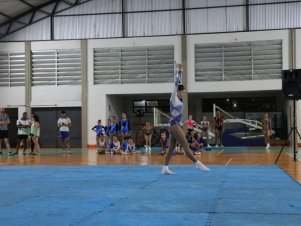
[168,69,183,127]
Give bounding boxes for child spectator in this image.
[98,134,107,154]
[185,114,196,132]
[197,133,205,152]
[92,119,104,147]
[109,116,118,141]
[109,135,121,154]
[127,137,136,154]
[119,112,130,140]
[185,130,193,143]
[200,115,211,147]
[159,132,169,155]
[121,137,128,154]
[143,121,153,153]
[190,133,201,155]
[104,118,111,142]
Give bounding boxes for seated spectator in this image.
[189,133,201,155]
[159,132,169,156]
[98,134,107,154]
[197,133,205,152]
[186,130,193,143]
[127,137,136,154]
[109,135,121,154]
[200,115,211,147]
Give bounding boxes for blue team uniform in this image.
[120,119,130,134]
[109,123,117,135]
[92,125,104,137]
[105,125,111,137]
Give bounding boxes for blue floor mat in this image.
[0,165,300,226]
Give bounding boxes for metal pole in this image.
[293,100,297,161]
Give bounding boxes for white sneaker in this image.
[220,145,224,148]
[149,146,151,151]
[161,168,176,175]
[266,143,270,148]
[196,161,210,172]
[207,144,211,147]
[144,145,148,151]
[215,145,219,148]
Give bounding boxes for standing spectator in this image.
[119,112,130,140]
[11,112,30,156]
[30,114,40,155]
[143,121,153,153]
[200,115,211,147]
[262,112,272,149]
[214,111,224,147]
[92,119,104,147]
[109,116,118,141]
[0,106,11,155]
[184,114,196,132]
[104,118,111,143]
[57,110,72,154]
[29,113,35,154]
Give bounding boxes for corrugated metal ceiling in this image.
[0,0,52,24]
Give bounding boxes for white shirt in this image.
[57,117,71,132]
[17,119,30,135]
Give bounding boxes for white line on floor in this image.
[217,149,224,156]
[226,158,232,165]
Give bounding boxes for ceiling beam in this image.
[19,0,51,16]
[60,0,75,6]
[0,0,92,39]
[0,0,58,27]
[0,12,12,19]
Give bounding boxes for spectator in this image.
[109,135,121,154]
[92,119,104,147]
[200,115,211,147]
[12,112,30,156]
[214,111,224,147]
[57,110,72,154]
[0,106,11,156]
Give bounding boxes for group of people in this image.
[183,111,224,148]
[0,108,40,156]
[159,130,205,156]
[91,113,137,155]
[0,108,72,156]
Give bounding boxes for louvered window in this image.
[94,46,174,84]
[0,51,25,86]
[32,49,81,86]
[195,40,282,81]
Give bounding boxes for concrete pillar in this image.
[181,34,188,123]
[81,40,88,148]
[24,42,32,114]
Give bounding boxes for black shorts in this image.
[18,134,28,140]
[0,130,9,139]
